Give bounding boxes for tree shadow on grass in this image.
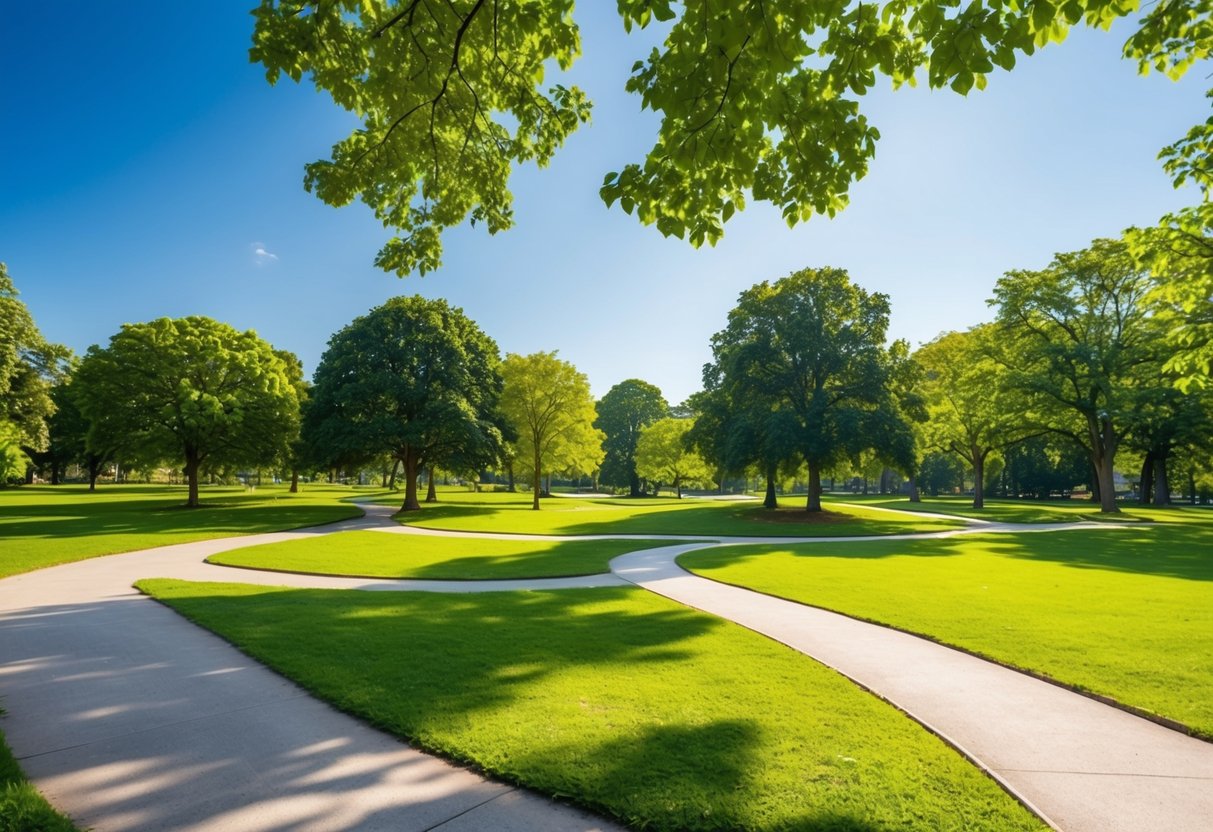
[690,520,1213,582]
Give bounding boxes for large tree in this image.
[250,1,1205,275]
[307,296,505,511]
[500,351,602,510]
[635,417,714,498]
[915,326,1030,509]
[74,317,300,507]
[992,238,1155,513]
[594,379,668,497]
[709,267,898,512]
[0,263,70,461]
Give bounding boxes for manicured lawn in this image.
[681,509,1213,736]
[138,580,1043,832]
[0,484,370,578]
[0,727,77,832]
[826,494,1121,523]
[211,531,682,579]
[385,491,966,537]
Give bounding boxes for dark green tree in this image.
[307,296,505,511]
[709,267,898,512]
[74,317,300,507]
[594,379,668,497]
[992,239,1155,513]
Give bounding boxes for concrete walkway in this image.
[2,501,1211,831]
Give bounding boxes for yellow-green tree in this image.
[500,352,603,510]
[635,418,714,499]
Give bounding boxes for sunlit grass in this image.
[0,484,370,578]
[0,726,78,832]
[139,579,1044,832]
[829,493,1192,523]
[211,531,682,579]
[681,510,1213,736]
[385,490,966,537]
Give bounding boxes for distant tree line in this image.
[2,227,1211,514]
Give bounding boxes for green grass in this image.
[825,494,1121,523]
[138,579,1043,832]
[0,484,370,578]
[210,531,681,579]
[0,727,78,832]
[681,507,1213,736]
[386,490,966,537]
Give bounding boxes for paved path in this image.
[2,501,1211,831]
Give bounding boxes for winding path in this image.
[1,501,1210,831]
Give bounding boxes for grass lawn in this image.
[825,494,1124,523]
[0,726,77,832]
[138,580,1043,832]
[0,484,370,578]
[210,531,682,579]
[385,490,966,537]
[681,508,1213,736]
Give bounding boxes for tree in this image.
[251,1,1204,275]
[992,239,1155,513]
[307,296,505,511]
[915,326,1030,509]
[708,267,897,512]
[500,351,602,510]
[594,379,668,497]
[0,420,29,484]
[74,317,300,507]
[635,417,714,498]
[0,263,70,460]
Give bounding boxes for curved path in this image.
[1,502,1210,831]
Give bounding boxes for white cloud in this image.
[251,242,279,265]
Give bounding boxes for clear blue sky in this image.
[1,5,1206,405]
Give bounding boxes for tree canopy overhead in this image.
[251,0,1203,276]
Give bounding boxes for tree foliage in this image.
[500,351,602,509]
[707,267,903,511]
[635,417,713,498]
[251,0,1205,275]
[594,378,668,496]
[915,326,1028,508]
[0,263,70,454]
[991,238,1155,513]
[307,296,505,511]
[75,317,300,506]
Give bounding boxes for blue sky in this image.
[1,4,1207,405]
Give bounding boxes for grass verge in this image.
[137,579,1044,832]
[210,531,681,579]
[0,484,371,578]
[0,726,78,832]
[681,512,1213,737]
[385,491,966,537]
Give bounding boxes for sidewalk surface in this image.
[1,501,1210,831]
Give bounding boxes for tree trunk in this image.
[805,463,822,512]
[400,451,421,511]
[972,450,986,510]
[1153,451,1170,506]
[87,455,102,491]
[290,469,299,493]
[531,446,542,510]
[763,467,778,509]
[908,474,920,503]
[426,465,437,502]
[1189,469,1198,506]
[675,477,682,499]
[506,459,515,492]
[387,458,400,490]
[629,470,641,498]
[1139,452,1154,505]
[1094,452,1118,513]
[184,448,201,508]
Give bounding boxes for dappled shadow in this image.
[0,595,624,832]
[685,519,1213,582]
[392,494,955,539]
